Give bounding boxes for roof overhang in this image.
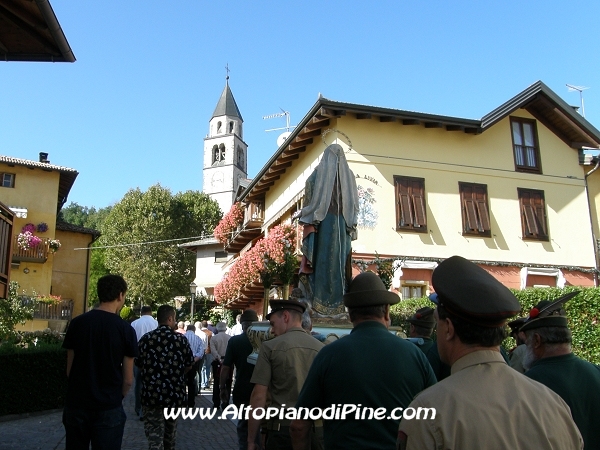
[0,0,75,62]
[240,81,600,203]
[482,81,600,150]
[0,155,78,212]
[241,98,481,202]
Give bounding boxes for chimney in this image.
[39,152,49,164]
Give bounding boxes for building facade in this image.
[0,154,94,329]
[217,81,600,311]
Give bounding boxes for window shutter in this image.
[398,179,413,227]
[520,191,539,236]
[461,184,478,231]
[474,185,490,232]
[532,191,547,236]
[411,180,427,227]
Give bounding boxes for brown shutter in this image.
[461,184,477,231]
[411,180,427,227]
[532,191,547,236]
[397,178,413,227]
[520,191,538,236]
[474,185,490,232]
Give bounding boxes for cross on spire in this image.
[225,63,230,84]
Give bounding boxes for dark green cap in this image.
[266,299,306,320]
[429,256,521,327]
[343,271,400,308]
[520,291,579,332]
[407,307,435,328]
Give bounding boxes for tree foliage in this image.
[58,202,112,230]
[390,287,600,364]
[99,184,221,309]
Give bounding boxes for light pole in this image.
[189,282,197,320]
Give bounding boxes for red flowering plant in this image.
[214,224,296,304]
[214,202,245,244]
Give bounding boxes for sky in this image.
[2,0,599,210]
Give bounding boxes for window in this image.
[217,121,222,134]
[215,251,228,263]
[511,117,541,173]
[401,281,427,299]
[518,188,548,241]
[212,144,225,165]
[394,176,427,232]
[459,182,491,237]
[229,121,234,133]
[237,146,244,168]
[1,173,14,188]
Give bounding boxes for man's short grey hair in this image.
[524,326,572,345]
[216,321,228,332]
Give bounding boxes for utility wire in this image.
[73,226,265,250]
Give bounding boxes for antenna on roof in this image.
[566,84,590,117]
[263,109,297,147]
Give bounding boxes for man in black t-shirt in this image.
[62,274,138,449]
[220,309,259,450]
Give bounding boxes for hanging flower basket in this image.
[48,239,61,253]
[17,231,42,250]
[21,223,36,234]
[214,202,245,244]
[36,222,49,233]
[214,224,296,304]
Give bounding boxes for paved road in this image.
[0,387,239,450]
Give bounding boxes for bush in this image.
[119,306,132,321]
[390,287,600,364]
[0,343,67,416]
[5,329,64,348]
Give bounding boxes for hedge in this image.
[390,287,600,365]
[0,343,67,416]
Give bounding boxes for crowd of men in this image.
[62,255,600,450]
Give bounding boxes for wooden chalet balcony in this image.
[11,235,50,263]
[34,300,74,321]
[225,202,264,253]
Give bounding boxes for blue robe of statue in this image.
[299,145,358,316]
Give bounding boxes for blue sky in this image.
[2,0,599,210]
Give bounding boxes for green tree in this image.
[87,243,110,306]
[99,184,221,309]
[0,282,34,342]
[58,202,112,230]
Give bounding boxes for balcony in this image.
[34,299,74,321]
[225,202,264,253]
[11,235,50,263]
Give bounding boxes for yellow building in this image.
[218,81,600,310]
[0,153,94,331]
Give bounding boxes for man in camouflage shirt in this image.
[137,305,194,450]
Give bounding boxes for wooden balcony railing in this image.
[11,235,50,263]
[33,300,74,320]
[225,202,264,253]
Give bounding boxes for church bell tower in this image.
[203,74,248,214]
